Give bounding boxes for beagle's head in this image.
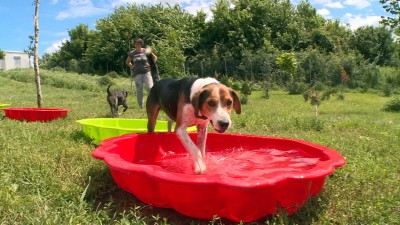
[192,83,241,133]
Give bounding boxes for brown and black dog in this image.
[107,84,128,118]
[146,77,241,174]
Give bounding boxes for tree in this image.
[33,0,42,108]
[82,3,199,75]
[351,26,395,65]
[323,19,353,54]
[380,0,400,28]
[0,49,4,59]
[276,52,297,82]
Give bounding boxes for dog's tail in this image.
[107,84,112,95]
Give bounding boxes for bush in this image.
[383,84,393,97]
[98,75,113,86]
[105,71,119,78]
[311,81,326,91]
[9,72,32,83]
[321,88,337,100]
[241,81,252,96]
[220,75,234,87]
[240,94,248,105]
[288,82,309,95]
[337,93,345,100]
[383,97,400,112]
[51,66,65,72]
[263,82,270,99]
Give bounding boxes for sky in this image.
[0,0,393,57]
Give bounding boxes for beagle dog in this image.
[146,77,241,174]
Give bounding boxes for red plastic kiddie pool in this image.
[93,132,345,222]
[2,107,71,122]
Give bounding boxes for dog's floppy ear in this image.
[192,90,201,118]
[124,91,128,97]
[230,89,241,114]
[192,89,209,119]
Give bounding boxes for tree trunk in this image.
[34,0,42,108]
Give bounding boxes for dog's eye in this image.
[208,101,216,107]
[226,100,232,107]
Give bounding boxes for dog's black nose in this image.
[218,120,230,130]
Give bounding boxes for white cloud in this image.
[45,38,68,54]
[56,0,109,20]
[343,13,382,30]
[309,0,344,9]
[311,0,371,9]
[311,0,332,3]
[317,8,331,17]
[50,0,59,4]
[181,0,213,20]
[325,2,343,8]
[343,0,371,9]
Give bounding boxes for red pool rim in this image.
[2,107,72,122]
[94,132,345,188]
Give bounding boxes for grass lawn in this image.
[0,70,399,224]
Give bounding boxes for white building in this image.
[0,51,31,70]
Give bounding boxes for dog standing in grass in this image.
[107,84,129,117]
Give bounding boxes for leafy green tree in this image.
[380,0,400,28]
[60,24,91,61]
[276,52,297,82]
[298,50,325,84]
[310,29,335,52]
[84,3,199,76]
[25,35,34,58]
[351,26,395,65]
[0,49,4,59]
[323,19,353,54]
[40,52,62,69]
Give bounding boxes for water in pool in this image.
[157,147,319,181]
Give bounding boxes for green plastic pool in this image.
[0,104,10,108]
[77,118,196,144]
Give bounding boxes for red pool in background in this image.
[93,132,345,222]
[2,107,71,122]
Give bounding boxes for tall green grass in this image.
[0,70,399,224]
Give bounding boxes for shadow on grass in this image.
[84,165,214,225]
[83,163,328,225]
[70,130,96,146]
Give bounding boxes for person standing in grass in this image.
[126,38,157,109]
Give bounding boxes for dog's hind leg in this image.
[113,105,119,117]
[122,100,129,112]
[167,119,173,132]
[146,102,160,133]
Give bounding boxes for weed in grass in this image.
[293,117,324,131]
[383,97,400,112]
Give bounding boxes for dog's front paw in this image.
[194,160,207,175]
